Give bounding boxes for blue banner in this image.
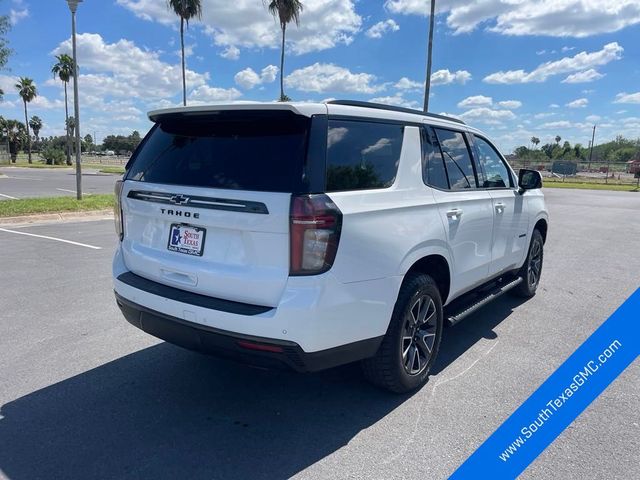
[449,288,640,479]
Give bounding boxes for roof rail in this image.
[326,100,465,125]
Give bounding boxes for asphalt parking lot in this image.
[0,188,638,480]
[0,167,119,200]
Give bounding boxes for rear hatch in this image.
[120,106,326,307]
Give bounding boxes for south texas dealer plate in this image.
[167,224,206,256]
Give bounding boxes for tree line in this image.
[513,135,640,164]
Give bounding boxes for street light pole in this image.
[423,0,436,112]
[68,0,83,200]
[588,124,596,172]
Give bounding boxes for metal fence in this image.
[508,159,639,186]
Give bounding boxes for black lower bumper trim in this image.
[115,293,383,373]
[116,271,273,316]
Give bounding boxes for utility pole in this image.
[587,124,596,171]
[68,0,83,200]
[423,0,436,112]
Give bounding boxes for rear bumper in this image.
[116,293,383,372]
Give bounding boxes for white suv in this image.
[113,101,548,393]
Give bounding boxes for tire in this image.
[362,273,443,394]
[512,229,544,298]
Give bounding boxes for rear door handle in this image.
[446,208,463,220]
[495,202,505,213]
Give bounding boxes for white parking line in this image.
[56,188,92,196]
[0,227,102,250]
[0,193,18,199]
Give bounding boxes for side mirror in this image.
[518,169,543,193]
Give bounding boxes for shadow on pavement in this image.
[433,294,526,375]
[0,344,409,480]
[0,295,525,480]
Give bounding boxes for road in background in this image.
[0,167,119,200]
[0,188,638,480]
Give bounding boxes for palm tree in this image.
[67,116,75,154]
[555,135,561,145]
[266,0,303,102]
[52,53,75,165]
[532,137,540,149]
[0,87,4,102]
[167,0,202,106]
[15,77,37,163]
[29,115,43,147]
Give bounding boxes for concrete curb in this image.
[0,209,114,227]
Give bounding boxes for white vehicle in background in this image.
[112,100,548,393]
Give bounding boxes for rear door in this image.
[120,109,322,307]
[471,134,529,275]
[425,126,494,297]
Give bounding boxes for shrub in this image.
[41,147,66,165]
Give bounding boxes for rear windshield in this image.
[126,111,310,193]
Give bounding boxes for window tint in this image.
[126,112,310,192]
[422,127,448,189]
[433,128,477,190]
[474,136,512,188]
[326,120,403,191]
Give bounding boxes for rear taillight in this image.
[114,180,124,241]
[290,194,342,276]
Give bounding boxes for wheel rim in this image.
[527,239,543,288]
[401,295,438,376]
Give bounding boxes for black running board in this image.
[445,277,523,326]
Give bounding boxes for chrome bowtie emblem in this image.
[170,195,190,205]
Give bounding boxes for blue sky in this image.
[1,0,639,152]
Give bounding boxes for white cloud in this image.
[484,42,623,84]
[562,69,605,83]
[219,45,240,60]
[366,19,400,39]
[189,85,242,103]
[561,46,575,53]
[234,68,261,90]
[395,77,423,91]
[384,1,640,38]
[234,65,278,89]
[29,95,65,110]
[285,63,384,94]
[614,92,640,104]
[550,103,560,108]
[369,94,419,109]
[459,108,516,123]
[0,74,18,95]
[539,121,573,129]
[117,0,361,55]
[534,112,556,119]
[586,115,601,122]
[52,33,209,100]
[498,100,522,109]
[9,5,29,25]
[566,98,589,108]
[458,95,493,108]
[431,69,472,86]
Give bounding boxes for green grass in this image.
[0,194,115,217]
[544,181,639,192]
[98,166,125,174]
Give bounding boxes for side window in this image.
[422,127,448,189]
[474,136,512,188]
[433,128,477,190]
[326,120,404,191]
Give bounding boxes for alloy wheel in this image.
[401,295,438,376]
[528,239,543,288]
